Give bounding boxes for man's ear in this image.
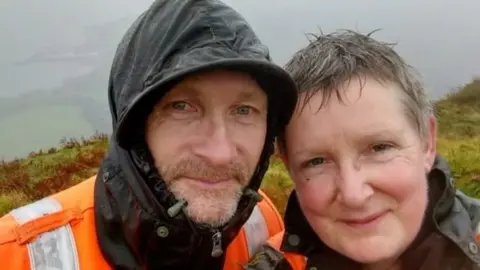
[424,115,437,172]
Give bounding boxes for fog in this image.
[0,0,479,159]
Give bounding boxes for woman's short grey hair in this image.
[278,29,432,154]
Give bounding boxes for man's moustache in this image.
[170,161,247,182]
[172,170,242,182]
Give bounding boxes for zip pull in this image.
[211,230,223,257]
[167,199,188,218]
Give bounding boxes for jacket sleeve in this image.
[0,213,31,270]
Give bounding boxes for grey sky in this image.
[226,0,480,98]
[1,0,479,98]
[0,0,479,160]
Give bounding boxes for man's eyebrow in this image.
[238,90,254,99]
[176,85,201,96]
[163,84,201,100]
[237,89,265,100]
[175,84,260,100]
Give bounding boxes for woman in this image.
[245,30,480,270]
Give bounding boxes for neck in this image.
[363,259,401,270]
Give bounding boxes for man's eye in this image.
[236,106,252,115]
[170,101,194,111]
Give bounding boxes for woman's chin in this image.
[338,235,404,265]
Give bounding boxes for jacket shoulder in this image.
[0,175,96,240]
[455,191,480,234]
[51,175,97,210]
[223,190,285,268]
[257,189,284,235]
[0,176,99,269]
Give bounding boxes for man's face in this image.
[145,70,267,227]
[284,78,436,264]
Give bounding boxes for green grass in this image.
[433,78,480,197]
[0,79,479,216]
[0,134,108,215]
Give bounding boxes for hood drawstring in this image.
[167,199,188,218]
[243,188,263,203]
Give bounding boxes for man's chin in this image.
[187,212,234,228]
[183,198,240,228]
[167,181,244,227]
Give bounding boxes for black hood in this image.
[109,0,296,148]
[93,0,297,269]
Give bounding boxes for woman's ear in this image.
[424,115,438,172]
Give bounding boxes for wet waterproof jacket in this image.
[0,175,283,270]
[244,156,480,270]
[0,0,298,269]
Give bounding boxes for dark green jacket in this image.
[245,156,480,270]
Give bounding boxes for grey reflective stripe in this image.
[243,205,270,257]
[9,197,80,270]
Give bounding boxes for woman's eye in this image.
[371,143,393,152]
[306,157,325,167]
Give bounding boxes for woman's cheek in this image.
[372,159,422,203]
[296,178,334,214]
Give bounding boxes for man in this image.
[245,30,480,269]
[0,0,297,269]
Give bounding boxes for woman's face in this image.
[283,78,437,265]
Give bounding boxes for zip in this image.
[211,230,223,257]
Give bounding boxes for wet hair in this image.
[277,29,432,155]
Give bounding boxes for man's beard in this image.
[159,158,251,228]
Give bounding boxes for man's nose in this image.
[336,162,374,208]
[192,119,237,166]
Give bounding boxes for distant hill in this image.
[435,78,480,137]
[3,0,480,160]
[0,16,138,160]
[0,79,478,216]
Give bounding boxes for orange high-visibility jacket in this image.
[266,231,307,270]
[0,176,284,270]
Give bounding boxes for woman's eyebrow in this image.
[353,128,405,144]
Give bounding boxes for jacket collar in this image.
[93,142,267,269]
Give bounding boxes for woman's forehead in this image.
[287,79,410,143]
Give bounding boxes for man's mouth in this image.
[184,177,233,187]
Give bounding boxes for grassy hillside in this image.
[0,79,479,216]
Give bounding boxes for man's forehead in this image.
[167,73,266,100]
[175,84,261,98]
